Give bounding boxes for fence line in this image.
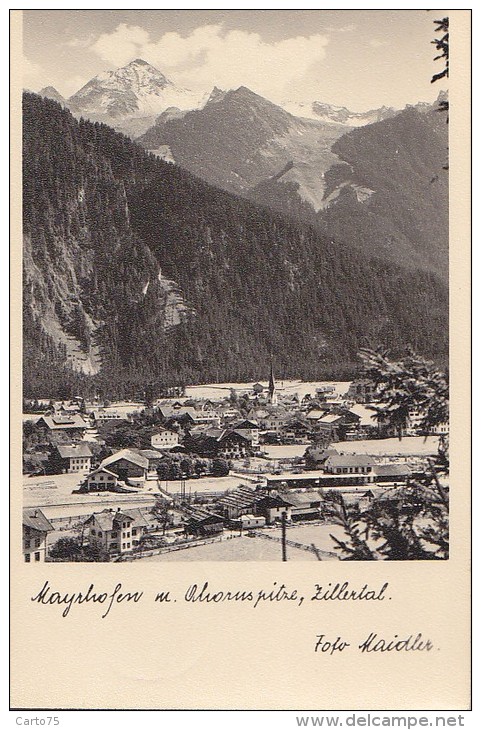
[118,532,243,561]
[251,530,338,559]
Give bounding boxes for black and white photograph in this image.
[21,9,452,564]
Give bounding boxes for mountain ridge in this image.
[137,84,448,281]
[23,93,448,398]
[138,83,348,201]
[36,57,445,140]
[65,59,201,137]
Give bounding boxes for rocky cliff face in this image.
[23,93,191,379]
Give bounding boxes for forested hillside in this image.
[317,106,449,282]
[23,93,448,399]
[138,87,448,282]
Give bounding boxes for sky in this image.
[22,10,448,112]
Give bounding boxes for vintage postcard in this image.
[10,9,471,711]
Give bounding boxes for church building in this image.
[268,361,278,406]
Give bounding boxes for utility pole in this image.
[281,511,287,562]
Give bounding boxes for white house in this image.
[56,443,93,473]
[238,514,266,530]
[23,508,54,563]
[84,508,150,555]
[151,427,179,450]
[84,467,119,492]
[428,421,449,435]
[323,454,375,482]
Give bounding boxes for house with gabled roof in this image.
[84,507,150,555]
[323,453,376,482]
[216,485,262,519]
[92,408,124,422]
[217,429,254,459]
[54,442,92,473]
[151,426,179,450]
[255,495,293,524]
[37,413,88,441]
[280,417,313,442]
[315,411,360,440]
[23,508,54,563]
[84,466,119,492]
[182,431,219,457]
[305,446,339,466]
[183,428,255,459]
[217,405,241,420]
[99,449,148,481]
[248,406,289,434]
[157,405,197,425]
[306,408,329,423]
[286,491,324,521]
[374,463,413,483]
[236,426,260,449]
[235,418,259,429]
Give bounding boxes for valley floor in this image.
[136,523,347,562]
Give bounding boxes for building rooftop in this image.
[374,463,413,477]
[318,413,345,424]
[23,507,54,532]
[57,443,93,459]
[138,449,166,460]
[87,467,118,479]
[87,507,150,531]
[257,495,293,508]
[100,449,149,470]
[40,414,88,430]
[217,486,261,510]
[284,491,322,507]
[306,410,326,420]
[325,454,375,468]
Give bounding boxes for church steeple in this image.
[268,359,277,405]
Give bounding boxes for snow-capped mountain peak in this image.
[89,59,172,98]
[67,59,202,133]
[311,101,397,126]
[281,98,397,126]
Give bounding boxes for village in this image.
[22,367,448,563]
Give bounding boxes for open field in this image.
[159,474,252,496]
[138,523,347,562]
[334,436,439,457]
[184,380,351,401]
[262,444,309,459]
[98,401,145,417]
[23,472,252,509]
[23,472,157,508]
[138,534,320,561]
[266,523,348,553]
